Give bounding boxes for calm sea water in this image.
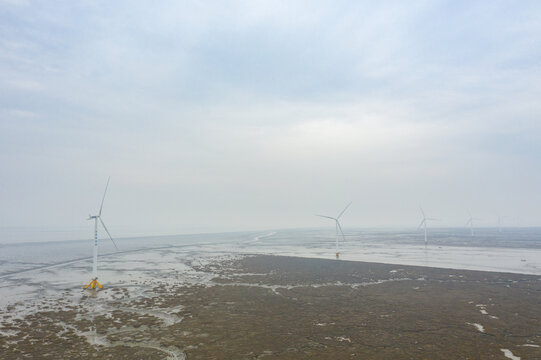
[1,227,540,277]
[0,227,540,309]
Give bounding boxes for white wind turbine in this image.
[84,177,118,290]
[417,206,439,246]
[498,214,509,233]
[465,211,481,237]
[315,202,351,259]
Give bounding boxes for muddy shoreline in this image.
[1,255,540,359]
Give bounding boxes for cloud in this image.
[7,79,41,90]
[7,109,38,118]
[1,0,541,238]
[0,0,28,6]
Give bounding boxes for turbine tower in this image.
[83,177,118,290]
[417,206,438,246]
[315,202,351,259]
[465,211,480,237]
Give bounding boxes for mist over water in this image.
[1,227,540,278]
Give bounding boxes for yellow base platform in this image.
[83,279,103,290]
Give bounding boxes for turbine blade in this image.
[417,219,425,230]
[419,205,425,219]
[465,218,472,227]
[99,217,118,251]
[98,177,111,217]
[315,214,337,220]
[336,220,346,242]
[336,202,352,219]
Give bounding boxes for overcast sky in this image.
[1,0,541,242]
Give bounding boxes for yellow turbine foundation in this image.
[83,279,103,290]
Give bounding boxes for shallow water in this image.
[0,227,540,308]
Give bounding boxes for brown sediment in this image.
[0,255,540,359]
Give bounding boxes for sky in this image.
[1,0,541,243]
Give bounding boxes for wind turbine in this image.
[417,206,439,246]
[83,177,118,290]
[465,211,481,237]
[498,214,509,233]
[315,202,351,259]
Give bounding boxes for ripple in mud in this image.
[1,255,540,359]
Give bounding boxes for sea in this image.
[1,227,540,308]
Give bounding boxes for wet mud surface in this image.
[1,255,540,359]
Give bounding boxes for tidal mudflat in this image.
[1,255,540,359]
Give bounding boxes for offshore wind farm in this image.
[1,226,541,359]
[2,0,541,359]
[1,178,540,359]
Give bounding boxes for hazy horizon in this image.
[1,224,538,245]
[2,1,541,242]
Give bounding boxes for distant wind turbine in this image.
[315,202,351,259]
[498,214,509,233]
[465,211,481,237]
[417,206,439,246]
[83,177,118,290]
